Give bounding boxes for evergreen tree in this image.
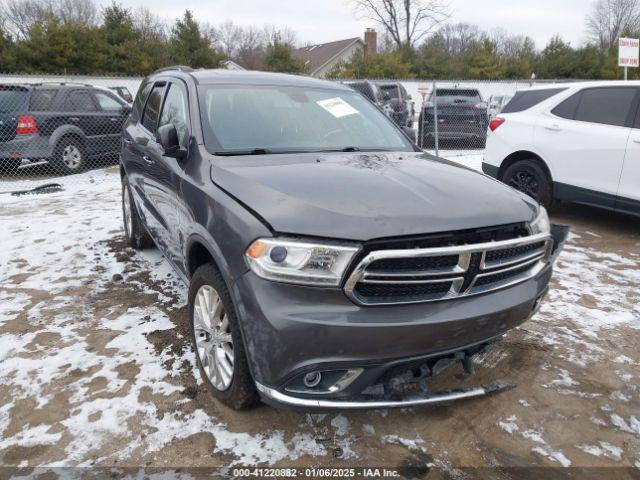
[169,10,224,68]
[262,35,305,73]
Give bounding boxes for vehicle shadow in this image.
[551,202,640,238]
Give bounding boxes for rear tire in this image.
[501,159,553,209]
[52,136,86,175]
[189,263,259,410]
[121,176,153,250]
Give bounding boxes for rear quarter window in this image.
[501,88,566,113]
[29,89,58,111]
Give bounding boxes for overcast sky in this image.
[105,0,591,48]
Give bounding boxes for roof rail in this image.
[30,81,93,87]
[152,65,194,74]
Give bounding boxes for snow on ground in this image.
[1,159,639,469]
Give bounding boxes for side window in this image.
[29,89,57,111]
[501,88,566,114]
[94,91,123,111]
[158,82,189,147]
[572,87,637,127]
[141,83,165,133]
[132,82,152,120]
[551,92,581,120]
[65,91,97,112]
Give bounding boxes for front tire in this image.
[189,263,259,410]
[121,177,153,249]
[501,159,553,209]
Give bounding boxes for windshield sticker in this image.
[316,97,359,118]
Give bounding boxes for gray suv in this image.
[120,67,568,410]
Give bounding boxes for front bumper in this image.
[232,225,569,409]
[256,379,514,410]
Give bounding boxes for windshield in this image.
[199,85,414,154]
[431,89,481,104]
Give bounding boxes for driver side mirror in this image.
[157,123,186,159]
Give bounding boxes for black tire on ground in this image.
[52,135,86,175]
[121,176,153,250]
[189,263,260,410]
[501,159,553,209]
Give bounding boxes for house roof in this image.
[293,37,363,75]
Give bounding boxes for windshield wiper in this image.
[215,148,272,156]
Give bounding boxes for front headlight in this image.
[245,238,359,286]
[529,206,550,235]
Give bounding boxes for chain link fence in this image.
[0,74,141,194]
[0,73,553,194]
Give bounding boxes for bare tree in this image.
[55,0,97,25]
[1,0,51,39]
[132,6,168,42]
[435,22,483,54]
[212,20,242,59]
[351,0,449,49]
[1,0,97,38]
[586,0,640,51]
[235,25,265,68]
[261,24,297,47]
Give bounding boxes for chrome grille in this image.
[344,233,552,306]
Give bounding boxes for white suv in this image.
[483,81,640,216]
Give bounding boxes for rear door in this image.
[536,86,638,208]
[131,81,167,248]
[62,90,100,155]
[617,105,640,215]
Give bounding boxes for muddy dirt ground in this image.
[1,167,639,479]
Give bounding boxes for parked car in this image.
[487,94,512,120]
[120,67,567,410]
[109,86,133,103]
[342,80,395,118]
[0,82,131,174]
[418,88,489,149]
[483,81,640,216]
[374,81,415,127]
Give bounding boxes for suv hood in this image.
[210,152,537,241]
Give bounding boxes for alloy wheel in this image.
[193,285,234,391]
[62,144,82,170]
[509,170,540,198]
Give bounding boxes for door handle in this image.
[545,124,561,131]
[142,155,154,165]
[633,138,640,144]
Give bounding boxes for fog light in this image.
[303,371,322,388]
